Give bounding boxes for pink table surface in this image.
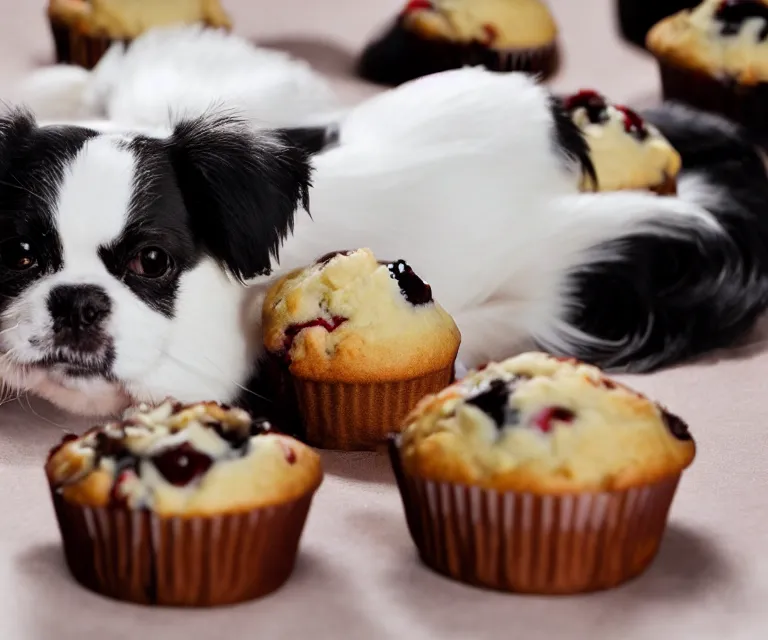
[1,1,767,638]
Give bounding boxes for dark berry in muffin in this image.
[387,259,433,305]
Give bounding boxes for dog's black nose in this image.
[48,285,111,334]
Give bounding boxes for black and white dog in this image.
[3,27,768,417]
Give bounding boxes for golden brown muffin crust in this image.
[48,0,231,39]
[263,249,461,383]
[648,0,768,85]
[402,0,557,49]
[398,353,696,493]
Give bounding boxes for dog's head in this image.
[0,109,311,415]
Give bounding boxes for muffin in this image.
[263,248,461,451]
[358,0,559,86]
[45,400,322,606]
[616,0,701,49]
[647,0,768,141]
[47,0,232,69]
[563,89,681,194]
[389,352,695,594]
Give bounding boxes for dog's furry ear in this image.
[168,113,312,280]
[0,108,36,174]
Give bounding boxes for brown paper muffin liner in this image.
[292,366,454,450]
[359,17,558,86]
[617,0,700,50]
[487,42,559,78]
[389,437,682,594]
[50,489,317,606]
[650,174,678,196]
[658,60,768,145]
[49,18,120,69]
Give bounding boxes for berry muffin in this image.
[263,248,461,451]
[647,0,768,141]
[389,352,695,593]
[617,0,700,50]
[46,400,322,606]
[47,0,231,69]
[564,89,681,194]
[358,0,559,86]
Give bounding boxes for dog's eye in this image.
[0,239,38,271]
[128,247,172,278]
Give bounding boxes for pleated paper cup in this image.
[650,174,677,196]
[49,487,318,606]
[658,61,768,147]
[488,42,559,76]
[292,366,454,451]
[388,436,682,594]
[358,18,558,86]
[48,18,119,70]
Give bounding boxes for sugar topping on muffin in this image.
[647,0,768,84]
[564,89,681,194]
[399,352,695,492]
[46,400,322,515]
[401,0,558,49]
[262,248,460,382]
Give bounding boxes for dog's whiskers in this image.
[0,322,20,337]
[19,392,73,434]
[158,348,273,404]
[123,333,273,405]
[0,382,22,407]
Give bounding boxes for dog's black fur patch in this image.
[562,104,768,372]
[167,114,312,281]
[99,115,315,318]
[95,135,199,318]
[236,355,304,434]
[549,96,597,188]
[0,110,96,304]
[279,126,338,155]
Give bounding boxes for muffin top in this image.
[400,0,557,49]
[263,248,461,382]
[48,0,231,39]
[397,352,695,493]
[564,90,681,193]
[648,0,768,84]
[46,400,322,516]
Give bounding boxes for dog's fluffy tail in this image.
[275,69,724,370]
[541,104,768,372]
[11,63,96,121]
[300,94,768,372]
[279,67,585,311]
[15,25,340,129]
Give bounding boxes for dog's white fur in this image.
[17,26,342,128]
[7,26,721,416]
[0,133,261,415]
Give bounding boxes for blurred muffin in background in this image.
[617,0,701,49]
[648,0,768,143]
[359,0,559,86]
[47,0,231,69]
